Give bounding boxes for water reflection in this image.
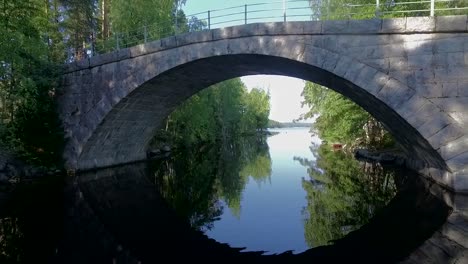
[150,136,271,231]
[297,143,397,247]
[0,128,460,263]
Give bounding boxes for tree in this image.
[61,0,97,60]
[109,0,174,47]
[298,144,396,247]
[309,0,466,20]
[153,78,271,148]
[0,0,64,166]
[301,82,371,145]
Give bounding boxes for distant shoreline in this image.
[267,120,312,128]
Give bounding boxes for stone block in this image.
[333,56,354,77]
[453,171,468,194]
[434,66,468,82]
[321,35,339,52]
[434,38,465,53]
[231,23,258,38]
[354,66,379,91]
[258,22,284,35]
[210,40,229,56]
[431,97,468,113]
[458,80,468,96]
[90,52,118,68]
[117,48,131,62]
[408,54,432,69]
[303,21,322,34]
[406,17,435,32]
[415,82,442,98]
[413,69,435,84]
[381,17,406,33]
[440,135,468,160]
[344,62,366,83]
[321,52,340,72]
[447,151,468,172]
[454,195,468,212]
[212,27,232,40]
[322,20,348,34]
[442,82,459,97]
[304,47,328,68]
[364,58,389,72]
[404,40,433,55]
[417,113,453,139]
[347,19,381,33]
[284,21,305,35]
[160,36,176,49]
[377,78,414,109]
[364,71,390,96]
[176,30,212,46]
[389,57,407,71]
[366,44,405,59]
[405,101,441,129]
[428,123,464,150]
[388,70,411,85]
[436,15,467,32]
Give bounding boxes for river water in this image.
[0,127,459,263]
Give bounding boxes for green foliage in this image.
[298,144,397,247]
[108,0,174,47]
[301,82,373,145]
[152,136,272,230]
[310,0,467,20]
[61,0,97,60]
[4,61,64,167]
[160,78,271,147]
[268,120,312,128]
[0,0,64,167]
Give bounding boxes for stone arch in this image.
[59,21,468,191]
[76,52,444,175]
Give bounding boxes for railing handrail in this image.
[85,0,467,59]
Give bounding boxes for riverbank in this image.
[354,148,406,166]
[0,145,63,193]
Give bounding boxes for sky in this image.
[182,0,312,27]
[183,0,290,16]
[241,75,310,123]
[182,1,312,123]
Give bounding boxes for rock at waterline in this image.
[354,149,397,164]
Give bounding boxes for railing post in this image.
[375,0,380,18]
[144,26,148,43]
[245,5,247,24]
[90,31,95,57]
[115,33,120,50]
[430,0,435,16]
[283,0,286,22]
[208,10,211,29]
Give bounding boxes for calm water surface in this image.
[206,128,317,254]
[151,127,399,254]
[0,127,455,263]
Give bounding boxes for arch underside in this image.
[78,54,447,177]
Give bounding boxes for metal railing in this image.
[87,0,467,57]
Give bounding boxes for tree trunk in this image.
[101,0,111,39]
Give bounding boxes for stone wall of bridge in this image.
[59,15,468,191]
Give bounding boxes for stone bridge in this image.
[59,16,468,192]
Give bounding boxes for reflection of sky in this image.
[206,127,322,254]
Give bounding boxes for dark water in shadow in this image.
[0,128,456,263]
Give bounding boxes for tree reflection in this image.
[150,136,272,230]
[295,144,397,247]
